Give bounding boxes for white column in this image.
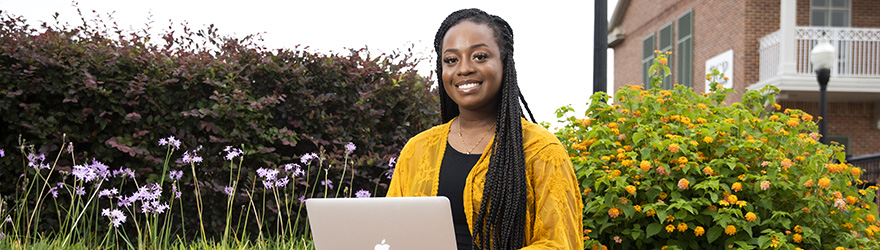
[778,0,797,76]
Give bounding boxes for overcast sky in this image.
[1,0,616,127]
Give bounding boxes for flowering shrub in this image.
[556,51,879,249]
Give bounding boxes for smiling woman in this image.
[387,8,584,250]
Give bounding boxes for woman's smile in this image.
[455,80,482,93]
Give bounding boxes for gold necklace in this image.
[458,118,496,154]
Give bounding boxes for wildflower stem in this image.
[29,140,66,247]
[335,162,345,198]
[189,162,207,244]
[246,188,264,244]
[272,187,284,237]
[60,179,103,248]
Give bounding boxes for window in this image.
[659,23,674,89]
[642,34,655,87]
[811,0,850,27]
[677,10,694,88]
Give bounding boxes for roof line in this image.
[608,0,630,34]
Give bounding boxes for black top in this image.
[437,142,480,250]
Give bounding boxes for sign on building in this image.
[705,49,734,92]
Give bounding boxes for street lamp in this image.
[810,36,835,144]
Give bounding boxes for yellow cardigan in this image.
[387,118,584,249]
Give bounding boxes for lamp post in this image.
[810,36,835,144]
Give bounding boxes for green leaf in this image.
[633,132,646,144]
[630,230,641,240]
[706,226,722,243]
[621,204,636,218]
[646,223,662,238]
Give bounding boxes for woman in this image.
[387,8,583,249]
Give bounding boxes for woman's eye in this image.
[443,57,458,64]
[473,53,488,61]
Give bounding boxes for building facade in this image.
[608,0,880,161]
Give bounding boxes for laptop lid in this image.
[306,196,457,250]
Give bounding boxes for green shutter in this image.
[677,11,693,87]
[659,23,674,89]
[643,34,655,88]
[642,33,656,89]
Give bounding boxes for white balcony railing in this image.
[759,27,880,82]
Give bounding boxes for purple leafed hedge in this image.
[0,10,438,238]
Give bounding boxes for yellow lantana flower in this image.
[640,160,651,171]
[818,177,831,188]
[725,225,736,235]
[731,182,742,192]
[745,212,756,222]
[677,223,688,232]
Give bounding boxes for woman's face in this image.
[441,21,503,113]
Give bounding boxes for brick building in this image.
[607,0,880,166]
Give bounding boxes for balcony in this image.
[751,27,880,102]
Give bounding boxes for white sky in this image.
[1,0,616,127]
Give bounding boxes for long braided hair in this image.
[434,8,536,249]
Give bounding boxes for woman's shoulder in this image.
[520,118,562,150]
[402,121,450,149]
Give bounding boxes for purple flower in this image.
[388,157,397,167]
[169,170,183,181]
[99,188,118,198]
[27,153,49,170]
[275,177,289,188]
[141,200,169,214]
[101,208,126,227]
[224,186,234,196]
[182,150,202,164]
[73,159,112,183]
[300,152,318,164]
[4,216,11,223]
[282,163,299,171]
[345,142,356,154]
[138,183,162,201]
[386,157,397,179]
[172,185,181,198]
[298,196,306,203]
[0,233,4,240]
[0,149,5,158]
[321,180,333,189]
[293,167,305,178]
[355,189,371,198]
[67,142,74,154]
[113,168,136,179]
[49,187,59,198]
[224,146,243,161]
[385,168,394,180]
[262,180,274,189]
[256,168,279,181]
[159,136,181,150]
[72,165,96,182]
[118,196,134,207]
[75,186,86,196]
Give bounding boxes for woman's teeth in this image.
[458,82,480,90]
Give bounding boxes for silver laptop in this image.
[306,196,457,250]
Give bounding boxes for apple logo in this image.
[374,239,390,250]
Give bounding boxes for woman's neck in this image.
[457,109,497,129]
